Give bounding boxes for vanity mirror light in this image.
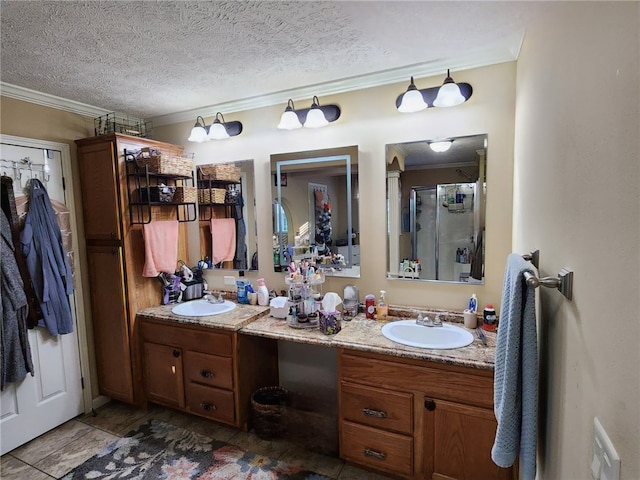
[197,159,257,271]
[386,134,487,284]
[271,146,360,278]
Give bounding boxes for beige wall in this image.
[514,3,639,479]
[155,61,516,313]
[0,97,99,397]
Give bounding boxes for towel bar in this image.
[523,269,573,300]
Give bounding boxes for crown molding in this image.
[1,83,111,118]
[1,36,520,126]
[150,40,520,127]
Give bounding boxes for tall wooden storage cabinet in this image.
[75,133,190,404]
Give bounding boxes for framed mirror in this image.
[197,159,257,271]
[386,134,487,283]
[270,146,359,278]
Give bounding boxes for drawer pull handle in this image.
[362,408,387,419]
[172,349,180,358]
[200,402,216,412]
[363,448,386,460]
[200,370,214,378]
[425,399,436,411]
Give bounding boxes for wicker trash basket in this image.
[251,386,289,440]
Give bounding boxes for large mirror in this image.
[197,159,257,271]
[386,134,487,283]
[271,146,360,278]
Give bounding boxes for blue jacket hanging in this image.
[19,179,74,336]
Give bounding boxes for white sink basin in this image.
[381,319,474,349]
[171,300,236,317]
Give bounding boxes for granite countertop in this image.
[241,313,496,370]
[136,302,496,370]
[136,303,270,331]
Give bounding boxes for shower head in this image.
[456,168,473,181]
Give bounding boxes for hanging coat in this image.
[1,210,34,390]
[233,192,248,270]
[19,179,74,336]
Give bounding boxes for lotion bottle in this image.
[257,278,270,306]
[377,290,388,321]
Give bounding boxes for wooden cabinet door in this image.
[143,343,185,408]
[86,245,133,403]
[77,140,121,241]
[423,398,512,480]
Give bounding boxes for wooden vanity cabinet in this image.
[140,318,278,430]
[75,133,189,404]
[338,349,514,480]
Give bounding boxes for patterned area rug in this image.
[62,419,330,479]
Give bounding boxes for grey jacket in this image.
[20,179,74,336]
[1,210,34,390]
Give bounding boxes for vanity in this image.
[136,305,514,480]
[137,303,278,430]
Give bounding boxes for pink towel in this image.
[211,218,236,265]
[142,221,179,277]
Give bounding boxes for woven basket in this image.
[197,188,226,204]
[211,188,227,204]
[199,163,241,182]
[198,189,210,204]
[251,386,289,440]
[136,148,193,177]
[173,186,197,203]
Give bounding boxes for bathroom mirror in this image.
[386,134,487,283]
[198,159,257,271]
[271,146,360,278]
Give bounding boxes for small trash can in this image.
[251,386,289,440]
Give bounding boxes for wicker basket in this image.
[198,189,210,204]
[199,163,241,182]
[211,188,227,204]
[173,186,197,203]
[251,386,289,440]
[136,148,193,176]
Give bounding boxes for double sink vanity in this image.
[137,301,514,480]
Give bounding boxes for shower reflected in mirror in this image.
[386,134,487,284]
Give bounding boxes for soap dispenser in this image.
[377,290,388,321]
[257,278,269,306]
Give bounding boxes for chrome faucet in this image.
[205,292,225,304]
[416,312,443,327]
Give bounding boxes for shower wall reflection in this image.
[387,134,487,284]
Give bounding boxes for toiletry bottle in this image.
[257,278,269,306]
[483,304,497,332]
[365,294,376,319]
[468,293,477,313]
[377,290,388,321]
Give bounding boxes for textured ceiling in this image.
[1,1,541,120]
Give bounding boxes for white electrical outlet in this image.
[592,418,620,480]
[223,275,236,286]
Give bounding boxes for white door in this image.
[0,138,89,454]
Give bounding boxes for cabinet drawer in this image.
[340,352,494,409]
[184,350,233,389]
[341,421,413,477]
[185,382,235,425]
[341,382,412,434]
[141,320,233,356]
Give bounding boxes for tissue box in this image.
[270,297,289,318]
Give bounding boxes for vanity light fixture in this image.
[395,70,472,112]
[187,112,243,142]
[429,140,453,153]
[398,76,428,113]
[277,99,302,130]
[433,69,465,107]
[277,96,341,130]
[304,96,329,128]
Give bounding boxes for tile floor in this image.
[1,401,396,479]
